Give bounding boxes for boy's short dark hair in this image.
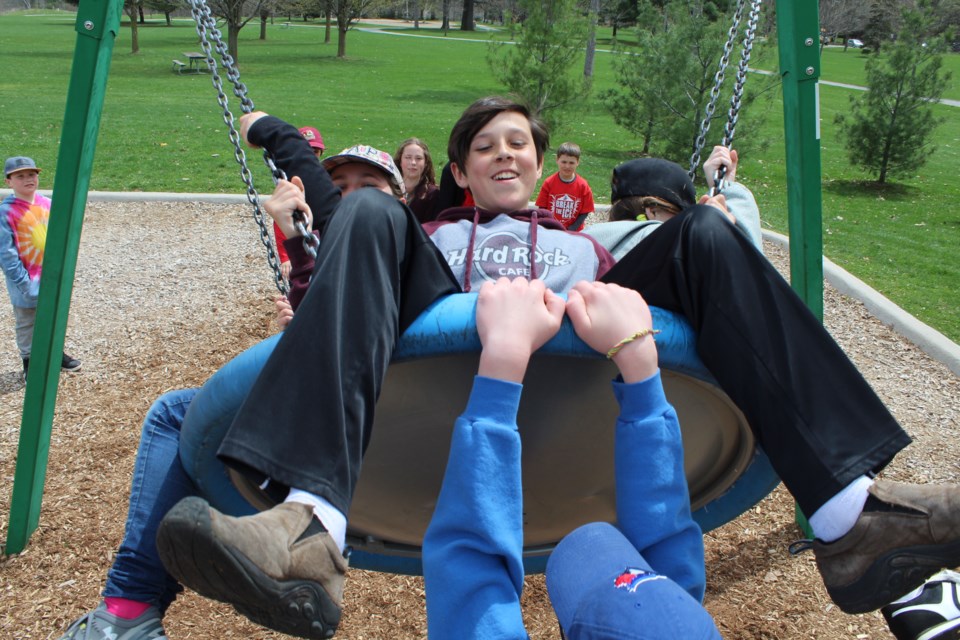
[556,142,581,159]
[447,97,550,174]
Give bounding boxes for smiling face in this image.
[5,169,40,202]
[451,111,543,213]
[330,162,394,198]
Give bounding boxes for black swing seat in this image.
[179,293,779,576]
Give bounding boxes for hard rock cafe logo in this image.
[446,230,571,282]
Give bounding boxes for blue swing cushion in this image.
[179,293,778,575]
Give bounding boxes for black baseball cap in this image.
[610,158,696,209]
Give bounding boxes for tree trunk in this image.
[338,26,347,57]
[643,116,654,155]
[325,5,332,43]
[165,11,171,26]
[229,23,240,62]
[583,0,599,78]
[138,5,144,23]
[460,0,474,30]
[442,0,450,32]
[878,100,900,184]
[260,11,268,40]
[413,0,420,28]
[125,7,140,53]
[612,20,618,38]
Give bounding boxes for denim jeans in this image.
[103,388,199,613]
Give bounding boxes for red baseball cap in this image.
[299,127,325,152]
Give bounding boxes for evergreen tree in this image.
[602,0,768,165]
[486,0,590,129]
[835,6,951,183]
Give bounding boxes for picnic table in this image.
[172,53,209,74]
[183,52,209,73]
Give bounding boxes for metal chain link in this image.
[708,0,762,195]
[187,0,318,296]
[688,0,747,180]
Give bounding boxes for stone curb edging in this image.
[762,229,960,378]
[4,190,957,376]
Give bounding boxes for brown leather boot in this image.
[157,496,347,639]
[799,480,960,614]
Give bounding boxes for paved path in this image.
[746,67,960,107]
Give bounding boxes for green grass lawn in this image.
[1,10,958,344]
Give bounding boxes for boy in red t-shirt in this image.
[535,141,595,231]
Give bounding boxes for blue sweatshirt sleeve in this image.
[613,372,707,603]
[423,376,530,640]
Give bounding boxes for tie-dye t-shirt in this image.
[0,193,49,306]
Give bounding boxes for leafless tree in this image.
[819,0,870,50]
[334,0,378,56]
[207,0,268,62]
[124,0,142,53]
[145,0,186,25]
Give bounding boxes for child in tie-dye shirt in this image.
[1,156,81,381]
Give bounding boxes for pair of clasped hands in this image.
[476,278,659,386]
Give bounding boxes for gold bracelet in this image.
[606,328,661,359]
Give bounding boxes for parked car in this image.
[847,38,864,48]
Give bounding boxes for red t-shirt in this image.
[535,173,595,230]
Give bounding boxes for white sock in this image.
[809,475,874,542]
[285,488,347,552]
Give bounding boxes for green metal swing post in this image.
[776,0,825,537]
[5,0,122,555]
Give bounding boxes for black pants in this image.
[219,190,459,514]
[601,207,909,515]
[219,196,910,517]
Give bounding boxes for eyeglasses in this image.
[638,197,680,222]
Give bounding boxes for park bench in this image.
[172,59,187,74]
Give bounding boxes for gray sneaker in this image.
[58,603,166,639]
[157,496,347,639]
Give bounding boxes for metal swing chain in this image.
[188,0,318,296]
[688,0,747,181]
[708,0,763,196]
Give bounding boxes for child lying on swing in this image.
[155,95,960,640]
